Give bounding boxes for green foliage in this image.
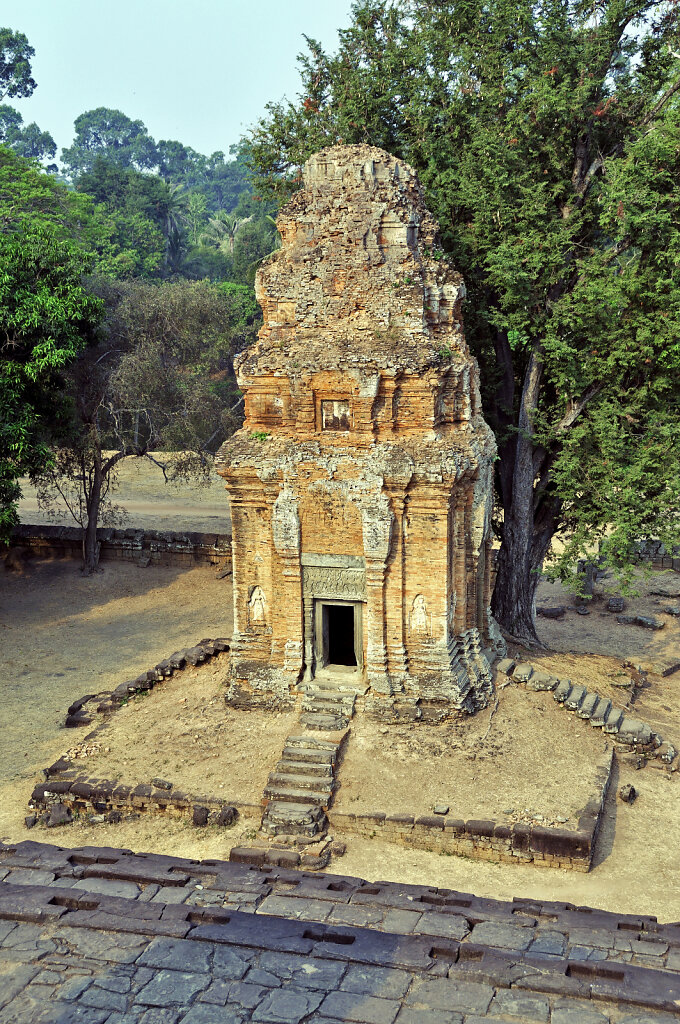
[0,27,36,101]
[61,107,158,178]
[0,103,55,162]
[246,0,680,606]
[0,226,102,542]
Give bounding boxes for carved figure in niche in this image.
[248,586,267,625]
[410,594,430,635]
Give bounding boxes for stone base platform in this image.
[1,839,679,1022]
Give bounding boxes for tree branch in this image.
[640,74,680,127]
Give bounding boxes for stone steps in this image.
[265,771,334,794]
[260,800,327,837]
[285,734,340,751]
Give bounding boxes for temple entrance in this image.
[315,600,362,672]
[325,605,356,666]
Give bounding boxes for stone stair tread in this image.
[578,692,599,719]
[263,785,329,806]
[303,695,355,709]
[565,684,587,710]
[300,713,348,731]
[267,772,334,793]
[603,707,624,733]
[262,800,325,822]
[282,746,336,764]
[285,735,341,750]
[276,759,333,777]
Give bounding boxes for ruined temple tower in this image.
[216,145,501,716]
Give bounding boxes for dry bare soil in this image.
[2,486,680,920]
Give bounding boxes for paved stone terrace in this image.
[1,841,679,1022]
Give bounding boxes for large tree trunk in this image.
[82,473,102,573]
[82,434,103,573]
[490,345,557,644]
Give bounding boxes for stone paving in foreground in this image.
[1,840,679,1023]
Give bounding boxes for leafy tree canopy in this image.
[246,0,680,641]
[0,102,56,162]
[0,27,35,101]
[61,107,158,178]
[0,225,102,542]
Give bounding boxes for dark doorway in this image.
[325,604,357,666]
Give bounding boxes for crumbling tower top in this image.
[239,143,473,381]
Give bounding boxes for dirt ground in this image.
[534,571,680,672]
[0,559,233,834]
[338,686,607,825]
[62,662,297,805]
[3,488,680,920]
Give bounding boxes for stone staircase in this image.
[236,673,361,864]
[300,681,357,730]
[261,734,343,837]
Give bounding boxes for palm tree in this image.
[200,210,252,255]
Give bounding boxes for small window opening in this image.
[321,399,350,431]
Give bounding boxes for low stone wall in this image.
[329,750,614,872]
[635,539,680,571]
[28,775,260,829]
[11,524,232,569]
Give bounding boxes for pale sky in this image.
[2,0,355,160]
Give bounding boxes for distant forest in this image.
[0,27,275,562]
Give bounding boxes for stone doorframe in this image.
[314,599,364,672]
[301,553,366,681]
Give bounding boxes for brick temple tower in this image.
[216,145,501,717]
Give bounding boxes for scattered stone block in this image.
[497,658,515,675]
[617,614,665,630]
[607,597,625,612]
[513,663,534,683]
[152,778,173,791]
[536,605,566,619]
[192,806,209,827]
[658,742,677,763]
[554,679,572,702]
[664,604,680,616]
[433,804,449,815]
[617,718,653,745]
[619,784,637,803]
[576,605,591,615]
[214,806,236,827]
[47,803,72,828]
[24,814,36,829]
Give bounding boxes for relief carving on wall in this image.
[248,586,267,626]
[302,566,366,601]
[409,594,431,635]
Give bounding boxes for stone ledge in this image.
[328,750,613,872]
